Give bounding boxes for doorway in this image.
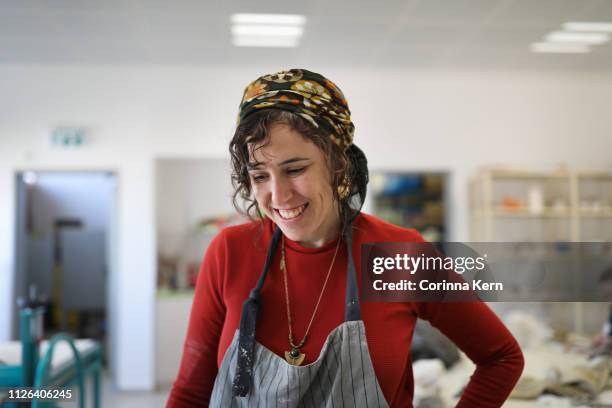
[13,171,116,359]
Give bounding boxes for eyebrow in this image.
[247,157,311,170]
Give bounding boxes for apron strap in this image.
[344,223,361,321]
[232,226,282,397]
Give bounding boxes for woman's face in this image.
[247,122,340,248]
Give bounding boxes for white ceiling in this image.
[1,0,611,70]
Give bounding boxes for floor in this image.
[95,375,170,408]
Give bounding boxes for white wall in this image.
[156,159,234,257]
[1,64,611,390]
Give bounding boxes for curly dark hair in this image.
[229,109,368,235]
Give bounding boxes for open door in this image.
[13,171,116,364]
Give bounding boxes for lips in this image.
[276,203,308,220]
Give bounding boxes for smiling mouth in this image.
[275,203,308,220]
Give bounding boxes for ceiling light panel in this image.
[231,13,306,25]
[232,36,300,48]
[545,31,610,44]
[230,13,306,48]
[231,25,304,37]
[563,22,612,33]
[530,42,590,53]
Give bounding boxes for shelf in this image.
[579,209,612,218]
[471,208,572,218]
[484,169,571,180]
[470,167,612,242]
[156,288,195,299]
[495,208,571,218]
[577,171,612,179]
[470,167,612,334]
[372,172,447,242]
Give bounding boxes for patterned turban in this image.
[237,69,355,151]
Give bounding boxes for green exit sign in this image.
[51,127,87,147]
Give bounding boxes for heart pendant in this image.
[284,348,306,366]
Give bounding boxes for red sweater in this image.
[167,213,523,407]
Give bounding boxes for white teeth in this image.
[278,204,306,220]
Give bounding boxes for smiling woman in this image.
[230,107,368,248]
[166,69,524,408]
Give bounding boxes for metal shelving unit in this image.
[469,167,612,334]
[469,168,612,242]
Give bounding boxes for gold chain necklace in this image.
[280,235,342,366]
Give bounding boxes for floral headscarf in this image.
[238,69,355,151]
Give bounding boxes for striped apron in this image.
[209,225,390,407]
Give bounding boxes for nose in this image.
[270,175,293,206]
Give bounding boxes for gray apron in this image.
[209,225,390,407]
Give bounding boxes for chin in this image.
[279,228,309,242]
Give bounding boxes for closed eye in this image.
[287,167,306,176]
[250,173,268,183]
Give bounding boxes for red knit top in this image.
[167,213,524,407]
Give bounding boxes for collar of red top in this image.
[263,216,347,254]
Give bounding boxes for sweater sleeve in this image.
[166,231,227,407]
[416,301,524,407]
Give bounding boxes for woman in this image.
[167,69,524,407]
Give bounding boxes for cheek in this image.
[251,184,268,206]
[299,171,331,197]
[310,182,334,210]
[318,180,337,210]
[319,190,334,210]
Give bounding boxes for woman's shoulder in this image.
[353,212,425,243]
[218,218,264,238]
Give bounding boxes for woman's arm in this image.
[166,232,227,407]
[417,301,524,407]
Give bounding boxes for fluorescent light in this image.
[232,35,299,48]
[230,13,306,48]
[231,25,304,37]
[545,31,609,45]
[530,42,590,53]
[563,22,612,33]
[231,13,306,25]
